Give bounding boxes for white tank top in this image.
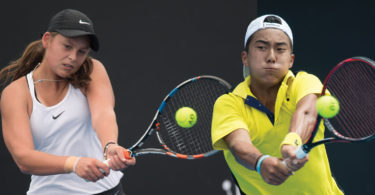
[26,71,123,195]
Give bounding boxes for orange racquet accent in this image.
[123,150,131,159]
[175,153,188,159]
[192,154,205,159]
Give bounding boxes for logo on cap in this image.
[263,22,281,28]
[79,19,91,25]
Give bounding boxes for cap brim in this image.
[56,29,99,51]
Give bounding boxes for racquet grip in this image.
[295,146,307,159]
[102,149,131,170]
[282,146,307,168]
[86,151,130,182]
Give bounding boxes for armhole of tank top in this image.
[25,75,29,88]
[34,88,40,103]
[26,73,41,103]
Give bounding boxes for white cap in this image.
[243,14,293,79]
[244,14,293,48]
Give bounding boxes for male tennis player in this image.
[211,14,343,194]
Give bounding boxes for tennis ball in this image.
[316,96,340,118]
[175,107,197,128]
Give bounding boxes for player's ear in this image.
[289,53,295,69]
[241,51,249,67]
[41,32,52,48]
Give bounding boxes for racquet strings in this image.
[325,59,375,140]
[158,78,230,155]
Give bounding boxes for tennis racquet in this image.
[112,75,231,160]
[286,56,375,160]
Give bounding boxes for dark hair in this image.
[263,15,282,24]
[0,32,93,90]
[244,15,293,52]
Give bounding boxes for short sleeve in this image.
[211,94,248,150]
[292,72,323,104]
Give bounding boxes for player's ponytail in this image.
[0,39,44,89]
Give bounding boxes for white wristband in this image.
[73,157,81,173]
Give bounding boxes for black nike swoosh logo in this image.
[52,111,65,120]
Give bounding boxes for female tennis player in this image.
[0,9,135,195]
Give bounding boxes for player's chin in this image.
[262,77,283,86]
[58,69,77,79]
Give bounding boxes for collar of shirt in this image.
[232,70,295,124]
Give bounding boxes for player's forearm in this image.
[12,149,68,175]
[91,108,119,149]
[289,94,318,142]
[224,129,262,170]
[229,141,262,170]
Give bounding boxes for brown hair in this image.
[0,33,93,90]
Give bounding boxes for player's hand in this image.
[281,145,308,171]
[105,144,136,171]
[260,156,293,185]
[74,157,109,182]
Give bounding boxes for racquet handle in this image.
[86,160,109,182]
[102,149,132,169]
[295,146,307,159]
[86,150,132,182]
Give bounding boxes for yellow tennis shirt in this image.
[212,71,343,194]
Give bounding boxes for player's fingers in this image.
[299,155,309,164]
[91,162,106,180]
[281,145,297,159]
[274,169,290,182]
[285,160,300,172]
[269,174,283,184]
[84,167,100,182]
[279,159,294,175]
[108,157,118,170]
[109,155,125,170]
[125,157,136,166]
[97,161,110,176]
[289,156,308,170]
[115,147,126,162]
[265,167,289,184]
[292,159,305,167]
[280,166,292,177]
[87,174,98,182]
[266,173,288,186]
[89,175,100,182]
